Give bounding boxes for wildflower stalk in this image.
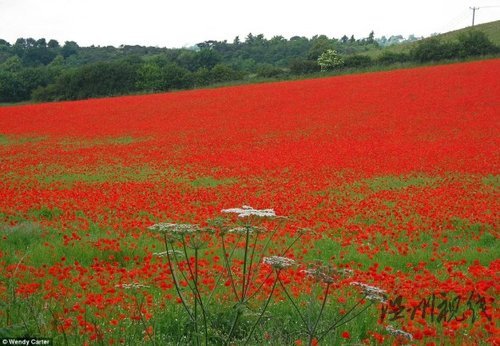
[309,283,331,346]
[243,233,259,298]
[47,305,69,346]
[163,234,193,321]
[278,277,308,326]
[240,225,251,302]
[135,293,156,346]
[245,230,305,302]
[194,246,209,346]
[225,307,242,344]
[179,237,200,344]
[317,295,373,342]
[219,233,240,301]
[243,270,280,346]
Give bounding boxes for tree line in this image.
[0,31,497,103]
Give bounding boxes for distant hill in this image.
[370,20,500,57]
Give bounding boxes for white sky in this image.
[0,0,499,48]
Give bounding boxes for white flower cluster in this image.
[302,266,354,284]
[350,282,387,303]
[153,250,184,257]
[263,256,296,270]
[301,268,335,284]
[225,226,268,234]
[386,325,413,341]
[148,223,199,234]
[115,282,150,289]
[221,205,277,218]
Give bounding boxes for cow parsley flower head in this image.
[148,222,199,234]
[302,264,354,284]
[386,325,413,341]
[153,250,183,258]
[263,256,296,270]
[350,282,387,303]
[115,282,149,289]
[225,226,268,234]
[221,205,279,218]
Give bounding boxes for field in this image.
[0,59,498,345]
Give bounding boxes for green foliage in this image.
[376,51,410,65]
[411,31,497,63]
[343,55,373,68]
[457,30,498,57]
[289,58,320,75]
[1,24,499,104]
[256,63,286,78]
[317,49,344,71]
[136,57,193,92]
[411,38,459,62]
[33,59,140,101]
[208,63,242,84]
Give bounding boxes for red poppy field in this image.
[0,59,499,345]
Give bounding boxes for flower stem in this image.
[309,283,331,346]
[244,270,280,345]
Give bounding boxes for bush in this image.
[209,63,243,84]
[256,64,285,78]
[411,38,459,63]
[343,55,373,68]
[376,51,410,65]
[137,61,193,92]
[289,58,320,75]
[33,60,140,101]
[317,49,344,71]
[457,31,498,57]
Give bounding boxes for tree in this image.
[367,31,375,44]
[289,58,320,75]
[61,41,79,58]
[317,49,344,71]
[209,63,242,83]
[48,39,60,49]
[457,31,497,57]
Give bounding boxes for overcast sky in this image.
[1,0,499,48]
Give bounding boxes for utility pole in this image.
[469,7,479,27]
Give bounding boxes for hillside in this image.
[1,20,499,104]
[0,59,498,345]
[369,19,500,57]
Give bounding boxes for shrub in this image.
[289,58,320,75]
[343,55,373,68]
[377,51,410,65]
[457,30,498,57]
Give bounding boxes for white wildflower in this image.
[350,282,387,303]
[263,256,296,270]
[148,223,199,234]
[386,325,413,341]
[153,250,183,257]
[225,226,268,234]
[115,282,149,289]
[301,268,335,284]
[302,264,354,284]
[221,205,278,218]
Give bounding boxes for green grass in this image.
[0,134,8,145]
[364,174,441,192]
[0,134,46,146]
[311,220,496,274]
[482,174,499,188]
[190,176,237,188]
[368,20,500,57]
[34,164,155,185]
[59,135,148,148]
